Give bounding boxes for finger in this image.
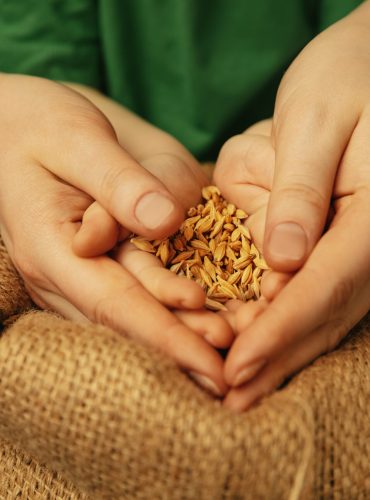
[213,133,272,256]
[260,270,293,301]
[223,319,345,412]
[217,299,244,333]
[265,101,358,272]
[140,154,205,210]
[73,201,120,257]
[244,205,268,253]
[73,152,209,257]
[33,280,231,352]
[115,241,206,309]
[224,195,370,387]
[34,96,185,239]
[174,309,234,349]
[234,298,269,334]
[333,112,370,198]
[214,134,274,213]
[47,223,228,395]
[4,162,226,396]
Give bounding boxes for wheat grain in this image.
[130,185,269,310]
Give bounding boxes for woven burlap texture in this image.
[0,238,369,499]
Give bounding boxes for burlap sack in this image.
[0,237,369,499]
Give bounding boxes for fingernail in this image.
[135,192,175,230]
[269,222,307,261]
[232,359,266,387]
[188,371,223,397]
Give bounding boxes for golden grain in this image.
[130,237,156,253]
[205,297,228,311]
[130,186,269,310]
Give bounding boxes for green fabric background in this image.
[0,0,363,159]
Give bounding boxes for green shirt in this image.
[0,0,362,160]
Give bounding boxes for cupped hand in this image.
[0,74,231,395]
[219,3,370,276]
[214,109,370,410]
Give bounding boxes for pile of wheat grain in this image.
[131,186,269,311]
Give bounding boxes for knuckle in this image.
[92,280,143,328]
[92,296,117,328]
[59,105,116,143]
[216,135,245,176]
[142,152,187,172]
[276,87,330,134]
[141,153,200,204]
[327,277,355,318]
[218,134,245,158]
[99,164,137,209]
[276,180,326,214]
[241,137,262,171]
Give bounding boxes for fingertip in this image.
[222,392,248,413]
[222,388,259,413]
[72,204,119,257]
[217,299,244,334]
[160,273,204,309]
[154,275,205,309]
[175,308,234,349]
[261,271,292,301]
[188,370,228,398]
[72,224,96,257]
[223,323,261,386]
[235,299,268,333]
[205,315,234,349]
[73,222,119,257]
[178,281,206,309]
[224,299,244,312]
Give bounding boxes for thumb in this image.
[265,103,356,272]
[73,201,121,257]
[36,107,185,239]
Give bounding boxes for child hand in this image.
[114,239,234,348]
[0,74,229,395]
[214,110,370,411]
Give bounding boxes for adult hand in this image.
[215,27,370,409]
[0,74,229,395]
[230,2,370,275]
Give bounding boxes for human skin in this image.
[70,0,370,410]
[0,74,232,396]
[214,0,370,411]
[3,2,370,408]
